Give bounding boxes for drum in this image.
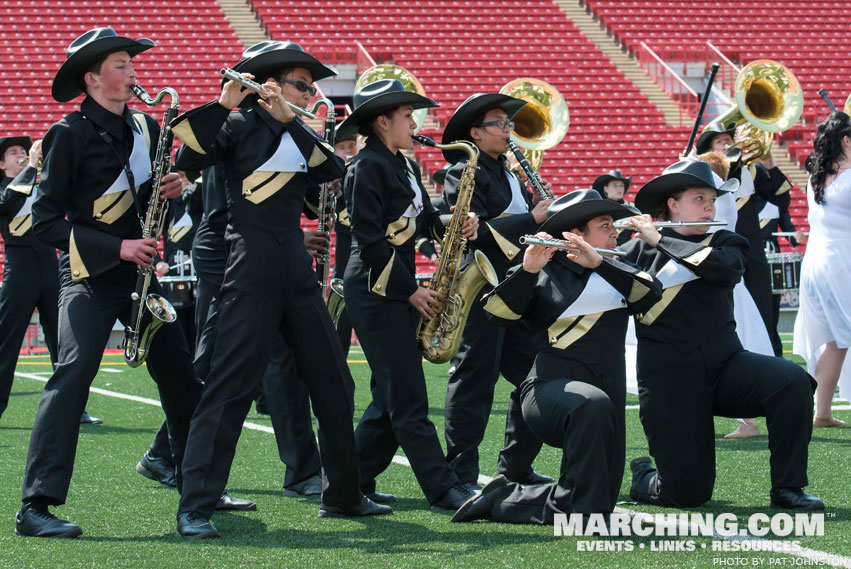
[766,252,802,294]
[159,276,198,309]
[415,273,434,288]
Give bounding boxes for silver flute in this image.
[219,68,317,119]
[613,220,727,229]
[519,235,627,257]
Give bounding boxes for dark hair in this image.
[359,107,400,137]
[658,188,688,220]
[75,54,109,94]
[809,111,851,204]
[265,66,294,83]
[469,104,505,134]
[571,221,589,234]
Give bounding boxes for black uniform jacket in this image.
[171,100,343,246]
[484,254,662,378]
[621,229,749,354]
[162,184,201,264]
[443,151,537,278]
[731,163,791,258]
[757,166,798,250]
[1,169,54,251]
[343,136,448,301]
[32,96,159,280]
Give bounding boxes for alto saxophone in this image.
[122,84,180,368]
[412,134,498,364]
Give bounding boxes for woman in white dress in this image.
[793,112,851,428]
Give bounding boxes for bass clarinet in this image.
[122,84,180,368]
[507,139,552,201]
[311,97,336,302]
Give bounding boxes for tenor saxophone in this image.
[412,134,498,364]
[122,84,180,368]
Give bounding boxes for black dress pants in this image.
[178,225,360,518]
[345,258,458,504]
[0,246,59,418]
[22,266,201,505]
[444,293,542,483]
[632,332,814,507]
[484,356,624,525]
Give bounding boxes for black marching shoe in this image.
[461,482,483,493]
[15,503,82,538]
[177,512,221,539]
[629,456,654,501]
[431,483,478,512]
[136,450,177,489]
[770,488,825,511]
[215,491,257,511]
[364,491,397,504]
[451,475,508,523]
[80,411,102,425]
[509,469,554,486]
[283,474,322,497]
[318,496,393,518]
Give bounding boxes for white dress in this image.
[793,170,851,400]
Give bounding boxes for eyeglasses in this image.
[478,120,515,131]
[276,78,317,96]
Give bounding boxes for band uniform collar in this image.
[81,95,140,140]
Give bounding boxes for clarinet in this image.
[507,139,551,200]
[122,84,180,368]
[311,98,336,302]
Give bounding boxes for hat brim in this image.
[52,37,155,102]
[233,49,336,82]
[336,91,438,141]
[441,94,527,163]
[592,174,632,193]
[634,172,739,214]
[538,200,635,236]
[0,136,33,158]
[695,122,737,155]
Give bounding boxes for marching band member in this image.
[621,160,822,510]
[0,137,60,422]
[593,169,635,245]
[16,28,203,538]
[331,127,358,354]
[171,41,390,538]
[794,111,851,428]
[452,190,662,524]
[440,93,553,490]
[338,79,480,510]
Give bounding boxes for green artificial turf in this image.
[0,333,847,568]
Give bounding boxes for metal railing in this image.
[637,42,699,126]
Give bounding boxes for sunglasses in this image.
[276,78,317,96]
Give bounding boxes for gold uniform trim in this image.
[370,250,396,296]
[736,195,751,210]
[242,171,295,204]
[627,278,651,304]
[6,183,32,196]
[483,295,522,320]
[386,215,416,246]
[337,208,351,227]
[682,246,712,267]
[93,190,134,225]
[489,224,520,260]
[638,283,685,326]
[169,225,192,242]
[307,145,329,167]
[69,229,90,280]
[132,113,152,152]
[10,214,32,236]
[172,119,206,155]
[549,312,604,349]
[760,218,772,229]
[777,179,792,195]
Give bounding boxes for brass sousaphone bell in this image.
[709,59,803,164]
[498,78,569,170]
[354,64,429,133]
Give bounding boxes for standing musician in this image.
[338,79,480,510]
[331,127,358,355]
[620,160,822,510]
[15,28,203,538]
[440,93,553,489]
[0,137,60,421]
[593,169,636,245]
[171,41,390,539]
[452,190,662,525]
[696,123,790,335]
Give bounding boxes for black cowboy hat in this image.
[52,27,155,103]
[232,41,336,83]
[695,121,737,154]
[592,169,632,194]
[334,123,358,143]
[336,79,438,141]
[0,136,33,161]
[538,189,636,236]
[440,93,527,163]
[432,164,450,186]
[634,159,739,215]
